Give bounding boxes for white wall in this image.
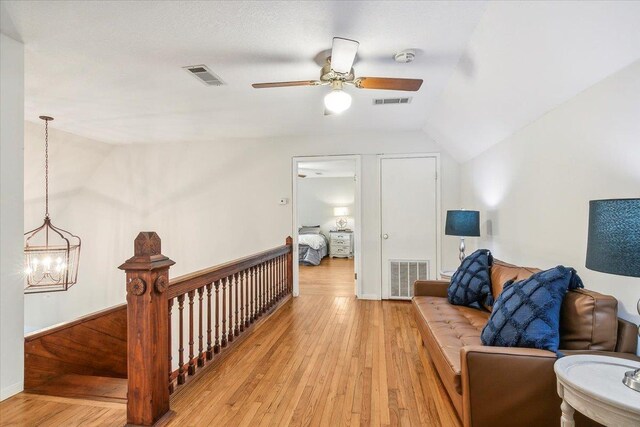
[460,60,640,352]
[24,129,461,330]
[1,34,25,400]
[297,177,355,236]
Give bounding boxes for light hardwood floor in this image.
[299,257,355,296]
[1,263,459,426]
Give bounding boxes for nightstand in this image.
[329,230,353,258]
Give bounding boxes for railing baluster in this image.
[188,291,195,375]
[270,258,275,307]
[280,254,284,297]
[206,283,213,360]
[260,262,266,315]
[228,276,234,342]
[234,272,240,337]
[177,294,185,385]
[250,266,256,323]
[240,271,245,332]
[278,255,282,299]
[221,278,227,347]
[214,280,220,353]
[267,259,271,308]
[282,254,286,297]
[197,287,204,367]
[244,270,250,328]
[168,298,174,394]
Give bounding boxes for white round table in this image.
[554,355,640,426]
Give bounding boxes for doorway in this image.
[380,154,440,299]
[292,156,362,297]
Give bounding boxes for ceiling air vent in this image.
[183,64,225,86]
[373,97,412,105]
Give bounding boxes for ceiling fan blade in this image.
[330,37,359,74]
[252,80,320,88]
[355,77,423,91]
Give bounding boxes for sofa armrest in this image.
[460,345,559,427]
[413,280,449,297]
[616,317,639,354]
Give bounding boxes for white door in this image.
[381,156,438,299]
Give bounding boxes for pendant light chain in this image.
[44,118,49,218]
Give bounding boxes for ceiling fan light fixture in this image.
[324,82,352,114]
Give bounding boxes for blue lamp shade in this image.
[445,210,480,237]
[586,198,640,278]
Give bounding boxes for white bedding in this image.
[298,234,327,250]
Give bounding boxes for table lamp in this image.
[334,207,349,230]
[585,198,640,392]
[445,210,480,262]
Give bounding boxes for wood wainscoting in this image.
[24,304,127,401]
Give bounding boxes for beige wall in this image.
[24,128,461,329]
[460,61,640,353]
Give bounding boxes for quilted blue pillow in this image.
[448,249,493,307]
[480,266,584,354]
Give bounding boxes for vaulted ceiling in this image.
[2,1,640,161]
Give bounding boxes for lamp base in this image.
[624,297,640,392]
[623,368,640,392]
[458,237,466,262]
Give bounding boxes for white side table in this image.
[439,270,455,281]
[554,355,640,427]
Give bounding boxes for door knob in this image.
[383,234,389,239]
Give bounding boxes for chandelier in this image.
[23,116,81,294]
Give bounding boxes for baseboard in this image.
[1,381,23,401]
[357,294,381,300]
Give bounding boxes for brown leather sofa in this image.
[412,259,639,427]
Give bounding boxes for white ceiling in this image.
[424,1,640,161]
[1,0,486,144]
[2,1,640,161]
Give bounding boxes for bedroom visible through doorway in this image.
[294,158,358,297]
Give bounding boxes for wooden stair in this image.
[26,374,127,402]
[24,304,127,402]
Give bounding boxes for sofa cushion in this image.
[413,296,488,395]
[490,259,541,304]
[448,249,493,307]
[560,289,618,351]
[481,266,584,353]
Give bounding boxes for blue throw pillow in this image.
[448,249,493,307]
[480,266,584,354]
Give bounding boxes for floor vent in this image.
[183,64,225,86]
[390,260,429,299]
[373,97,412,105]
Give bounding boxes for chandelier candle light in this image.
[23,116,81,294]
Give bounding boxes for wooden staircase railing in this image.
[119,232,293,426]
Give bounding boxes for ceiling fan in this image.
[252,37,423,114]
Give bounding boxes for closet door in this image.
[380,156,438,299]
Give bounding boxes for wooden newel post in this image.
[286,236,293,293]
[119,232,175,426]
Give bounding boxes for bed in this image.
[298,232,329,266]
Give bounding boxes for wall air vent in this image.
[390,260,429,299]
[373,97,412,105]
[183,64,225,86]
